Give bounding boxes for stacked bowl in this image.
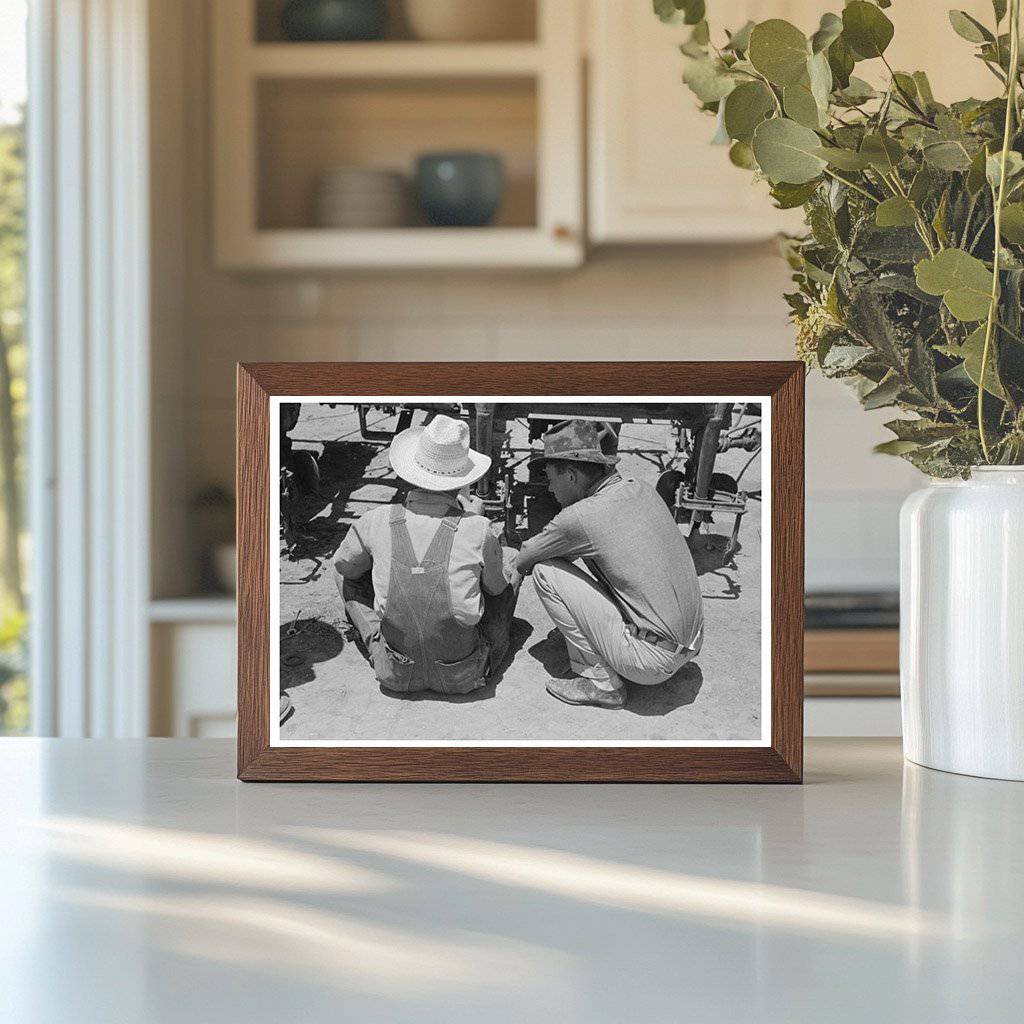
[314,167,409,229]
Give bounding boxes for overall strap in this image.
[388,503,418,567]
[420,514,461,566]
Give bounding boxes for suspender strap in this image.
[388,504,459,569]
[421,515,460,566]
[388,503,419,567]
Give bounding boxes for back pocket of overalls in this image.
[372,638,417,691]
[434,644,488,695]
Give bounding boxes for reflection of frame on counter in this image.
[237,362,805,782]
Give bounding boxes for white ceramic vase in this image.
[900,467,1024,781]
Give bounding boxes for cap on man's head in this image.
[531,419,620,468]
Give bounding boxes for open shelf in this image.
[249,42,544,78]
[213,0,581,268]
[257,76,537,232]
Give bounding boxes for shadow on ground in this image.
[627,662,703,716]
[527,628,704,716]
[280,618,347,691]
[281,441,382,573]
[688,532,743,600]
[373,616,536,703]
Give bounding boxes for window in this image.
[0,0,28,734]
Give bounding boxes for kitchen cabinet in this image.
[211,0,583,269]
[587,0,999,244]
[588,1,811,243]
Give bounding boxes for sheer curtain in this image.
[28,0,150,736]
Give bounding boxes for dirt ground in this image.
[278,404,763,743]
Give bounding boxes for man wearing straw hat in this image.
[333,413,519,695]
[517,419,704,710]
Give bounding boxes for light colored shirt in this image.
[333,489,508,627]
[517,473,703,647]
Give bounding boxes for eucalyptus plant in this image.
[659,0,1024,474]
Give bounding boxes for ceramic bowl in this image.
[415,152,505,228]
[315,168,409,228]
[281,0,388,42]
[403,0,534,42]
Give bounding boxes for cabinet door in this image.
[588,1,1002,245]
[588,1,814,243]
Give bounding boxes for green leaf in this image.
[959,324,1007,398]
[653,0,676,23]
[723,81,775,143]
[948,10,993,44]
[783,83,822,128]
[993,0,1008,24]
[860,133,905,172]
[914,249,994,321]
[892,72,919,102]
[681,55,737,103]
[986,150,1024,190]
[967,143,993,193]
[724,20,755,53]
[752,117,827,184]
[748,19,810,87]
[681,0,705,25]
[909,165,936,205]
[837,75,877,105]
[689,20,710,46]
[1000,202,1024,242]
[862,374,902,409]
[822,342,874,373]
[728,140,758,169]
[807,51,833,110]
[923,141,973,171]
[875,196,918,228]
[912,71,935,105]
[810,12,843,54]
[842,1,894,60]
[932,190,950,246]
[884,418,962,443]
[814,145,872,170]
[654,0,705,25]
[874,439,921,456]
[770,179,820,209]
[827,35,855,89]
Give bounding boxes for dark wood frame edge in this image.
[237,362,804,782]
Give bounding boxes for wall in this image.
[153,0,920,598]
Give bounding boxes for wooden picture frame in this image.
[237,362,804,782]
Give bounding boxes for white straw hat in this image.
[389,414,491,492]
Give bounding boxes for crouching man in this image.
[333,414,519,695]
[517,420,704,710]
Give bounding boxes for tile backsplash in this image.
[173,247,918,595]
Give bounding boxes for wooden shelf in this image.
[218,227,579,270]
[249,42,544,79]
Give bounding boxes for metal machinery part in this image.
[353,401,761,557]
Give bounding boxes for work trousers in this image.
[341,564,520,673]
[532,557,698,692]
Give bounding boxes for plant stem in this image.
[979,0,1021,462]
[821,167,879,203]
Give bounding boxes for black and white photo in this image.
[271,397,770,747]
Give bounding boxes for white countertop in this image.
[2,738,1021,1023]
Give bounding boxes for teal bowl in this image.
[415,152,505,228]
[281,0,388,42]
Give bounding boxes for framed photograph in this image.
[237,362,804,782]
